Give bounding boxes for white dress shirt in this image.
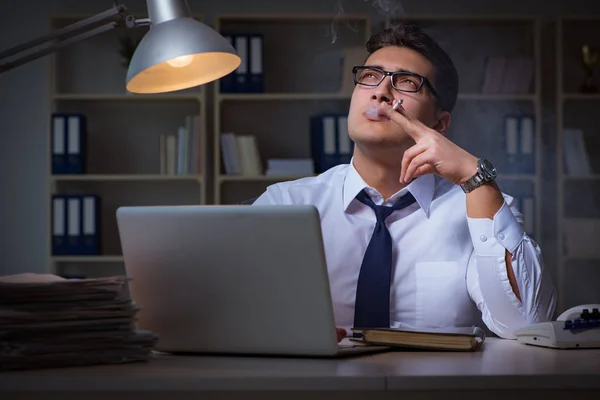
[252,162,557,339]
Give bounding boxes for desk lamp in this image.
[0,0,241,93]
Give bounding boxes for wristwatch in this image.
[460,158,497,193]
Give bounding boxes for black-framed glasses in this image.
[352,66,443,108]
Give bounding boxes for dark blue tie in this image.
[353,188,417,329]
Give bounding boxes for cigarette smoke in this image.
[329,0,404,44]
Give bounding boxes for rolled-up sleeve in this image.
[466,200,557,339]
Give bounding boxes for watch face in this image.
[480,159,497,179]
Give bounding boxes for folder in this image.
[81,195,101,255]
[519,116,535,174]
[51,195,68,255]
[234,35,249,92]
[311,115,337,173]
[67,114,86,174]
[249,35,263,93]
[337,116,353,163]
[311,114,354,173]
[66,196,82,254]
[51,114,67,174]
[503,116,519,173]
[219,35,236,93]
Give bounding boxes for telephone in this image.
[513,304,600,349]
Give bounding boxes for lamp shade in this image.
[126,1,240,93]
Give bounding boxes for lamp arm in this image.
[0,3,150,74]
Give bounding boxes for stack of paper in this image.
[0,273,158,371]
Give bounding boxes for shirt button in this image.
[498,233,505,240]
[480,235,487,242]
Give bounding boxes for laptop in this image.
[116,204,389,357]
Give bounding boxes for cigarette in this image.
[392,98,403,110]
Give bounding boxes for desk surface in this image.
[1,338,600,392]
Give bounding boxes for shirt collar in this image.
[342,159,435,217]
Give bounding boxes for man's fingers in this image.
[336,328,347,342]
[411,164,435,179]
[383,102,422,140]
[401,143,427,183]
[403,152,432,183]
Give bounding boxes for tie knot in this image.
[356,189,417,223]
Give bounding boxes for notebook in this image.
[351,326,486,351]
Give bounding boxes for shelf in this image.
[218,93,352,101]
[497,174,537,181]
[217,93,538,102]
[51,256,124,263]
[217,13,368,22]
[391,14,539,22]
[53,94,203,101]
[219,174,536,183]
[457,93,537,101]
[563,175,600,181]
[219,174,314,182]
[51,174,203,182]
[562,93,600,101]
[563,255,600,263]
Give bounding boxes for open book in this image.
[351,326,486,351]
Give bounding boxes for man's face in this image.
[347,45,443,148]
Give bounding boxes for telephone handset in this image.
[513,304,600,349]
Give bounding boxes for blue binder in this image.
[219,33,263,93]
[80,195,101,255]
[66,114,87,174]
[311,114,354,173]
[248,35,264,93]
[503,115,535,174]
[219,35,236,93]
[66,195,82,254]
[518,115,535,174]
[51,114,67,174]
[503,115,519,174]
[51,195,68,255]
[234,35,249,92]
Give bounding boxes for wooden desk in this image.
[1,338,599,400]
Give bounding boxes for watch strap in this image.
[460,171,485,193]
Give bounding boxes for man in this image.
[252,24,556,341]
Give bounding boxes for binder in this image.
[51,114,67,174]
[81,195,101,255]
[51,195,68,255]
[67,114,86,174]
[219,35,236,93]
[234,35,249,92]
[311,114,354,173]
[249,35,263,93]
[519,116,535,174]
[337,116,353,164]
[66,196,82,254]
[503,116,519,173]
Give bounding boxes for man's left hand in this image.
[381,102,478,185]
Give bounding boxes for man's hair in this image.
[365,23,459,113]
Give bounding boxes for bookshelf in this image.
[47,15,207,277]
[212,14,372,204]
[384,15,543,241]
[556,17,600,312]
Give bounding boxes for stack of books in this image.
[0,273,158,371]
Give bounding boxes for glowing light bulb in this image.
[166,54,195,68]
